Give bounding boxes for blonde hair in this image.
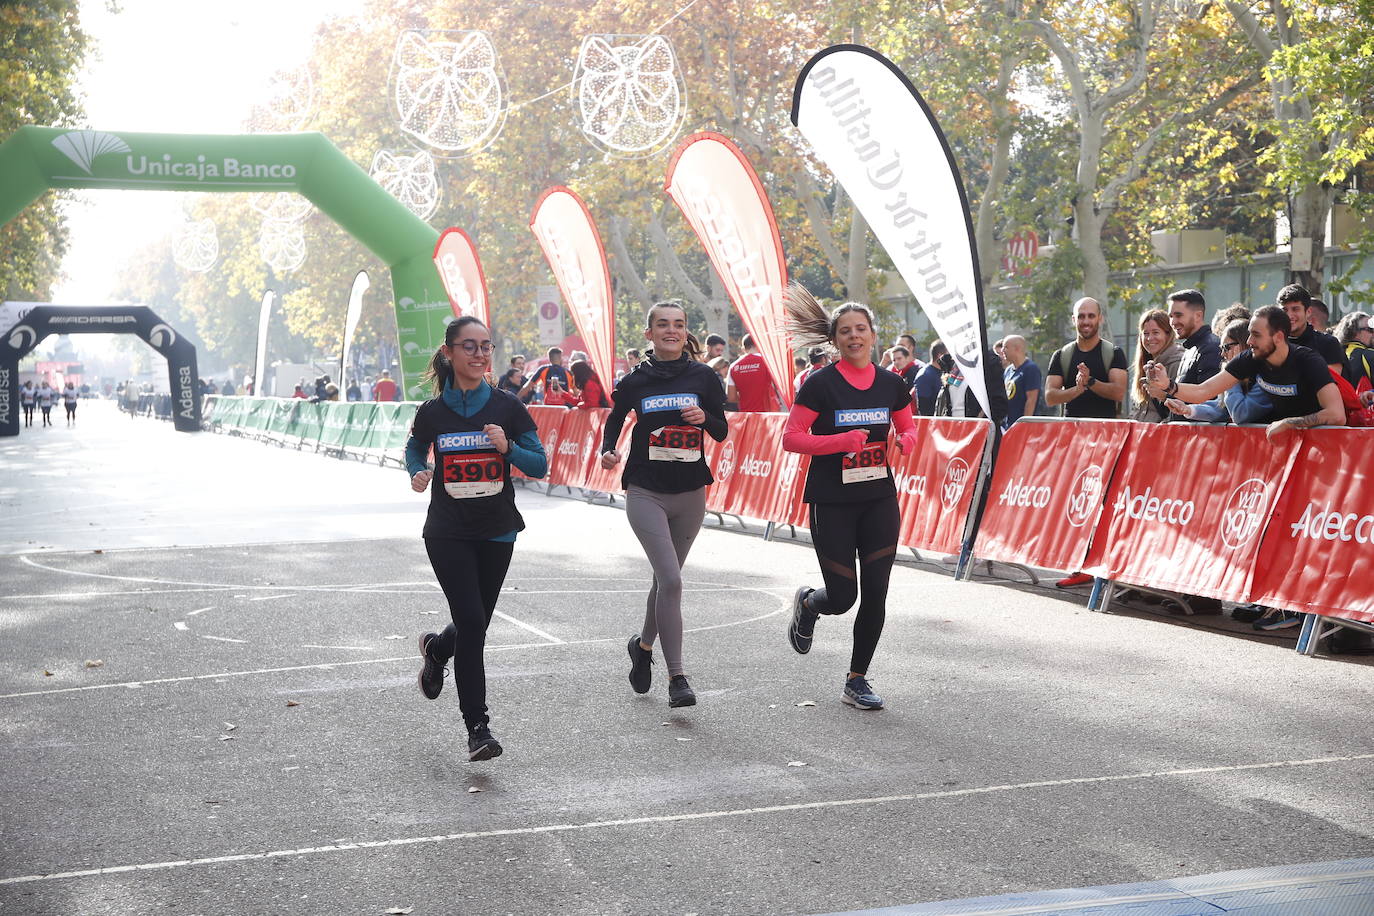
[784,282,875,350]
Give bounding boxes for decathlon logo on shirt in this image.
[436,431,491,451]
[1256,378,1298,397]
[641,393,698,413]
[835,408,889,426]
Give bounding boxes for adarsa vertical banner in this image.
[664,132,793,407]
[529,187,616,386]
[791,45,991,417]
[432,227,491,328]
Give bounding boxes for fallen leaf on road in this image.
[383,908,414,915]
[768,704,777,709]
[675,737,692,742]
[223,723,237,731]
[383,634,406,640]
[219,735,234,742]
[43,670,53,677]
[787,761,807,767]
[84,660,103,668]
[467,787,482,794]
[285,700,300,707]
[93,549,103,554]
[795,700,816,707]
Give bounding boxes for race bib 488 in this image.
[647,425,702,462]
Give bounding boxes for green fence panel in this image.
[202,395,219,423]
[295,401,324,442]
[318,402,350,448]
[268,399,298,435]
[344,403,377,448]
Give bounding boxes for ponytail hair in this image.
[645,301,703,360]
[423,315,488,397]
[785,282,876,349]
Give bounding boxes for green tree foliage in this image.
[0,0,88,299]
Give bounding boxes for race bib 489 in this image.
[841,443,888,483]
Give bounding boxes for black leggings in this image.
[806,497,901,675]
[424,537,515,731]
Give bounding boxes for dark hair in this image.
[1254,304,1291,335]
[808,346,827,365]
[645,301,702,359]
[891,345,910,358]
[424,315,488,396]
[784,282,877,350]
[741,333,755,350]
[898,334,917,349]
[930,340,948,360]
[1277,283,1311,307]
[705,334,726,348]
[1168,288,1205,310]
[547,346,563,358]
[794,356,807,370]
[1309,298,1329,319]
[509,355,524,367]
[1222,318,1250,349]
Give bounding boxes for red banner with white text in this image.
[1081,423,1298,601]
[664,133,793,407]
[894,417,991,555]
[529,188,617,386]
[1250,428,1374,622]
[432,227,491,327]
[974,419,1133,572]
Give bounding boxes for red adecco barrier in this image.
[895,417,992,555]
[1250,428,1374,623]
[974,419,1133,571]
[1081,423,1298,602]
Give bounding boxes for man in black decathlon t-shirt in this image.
[1278,283,1347,374]
[1151,304,1344,443]
[1045,297,1129,418]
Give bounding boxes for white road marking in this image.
[492,611,563,644]
[247,594,292,602]
[186,607,214,616]
[200,635,247,644]
[2,753,1369,887]
[0,587,787,701]
[300,645,372,652]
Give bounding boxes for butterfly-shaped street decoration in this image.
[172,219,219,273]
[259,218,307,274]
[391,29,505,155]
[575,35,685,156]
[369,149,441,221]
[248,192,313,224]
[249,65,315,133]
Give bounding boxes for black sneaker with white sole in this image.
[627,635,653,694]
[467,725,503,761]
[788,587,818,655]
[418,632,445,700]
[668,674,696,708]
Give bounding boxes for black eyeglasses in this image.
[453,340,495,355]
[1359,326,1373,333]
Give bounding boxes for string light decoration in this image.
[172,218,219,272]
[248,64,315,132]
[574,34,685,156]
[391,29,506,155]
[259,217,307,274]
[369,148,441,221]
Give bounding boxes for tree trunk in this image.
[1288,184,1336,296]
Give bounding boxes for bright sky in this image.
[52,0,365,304]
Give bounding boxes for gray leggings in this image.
[625,485,706,677]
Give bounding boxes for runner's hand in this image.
[680,404,705,425]
[411,470,433,493]
[839,429,869,454]
[894,430,918,454]
[601,449,621,470]
[483,423,509,454]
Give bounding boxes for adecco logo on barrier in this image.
[714,439,736,482]
[1221,477,1270,549]
[941,458,970,511]
[998,478,1050,509]
[778,451,802,489]
[545,429,559,458]
[1289,503,1374,544]
[1066,465,1105,528]
[1111,485,1195,527]
[893,468,927,497]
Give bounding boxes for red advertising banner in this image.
[519,405,568,481]
[1250,428,1374,622]
[529,188,617,386]
[702,413,748,516]
[432,227,491,327]
[582,410,635,496]
[664,133,793,407]
[1081,424,1298,602]
[894,417,992,555]
[974,419,1133,571]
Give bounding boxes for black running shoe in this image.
[627,635,653,694]
[417,632,445,700]
[788,587,818,655]
[668,674,696,708]
[467,725,503,761]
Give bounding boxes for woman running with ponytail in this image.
[600,302,728,708]
[405,316,548,761]
[782,284,918,710]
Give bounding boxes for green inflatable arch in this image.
[0,126,452,397]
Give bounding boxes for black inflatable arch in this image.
[1,305,199,437]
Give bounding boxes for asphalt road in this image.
[1,402,1371,915]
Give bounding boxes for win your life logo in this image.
[51,131,132,174]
